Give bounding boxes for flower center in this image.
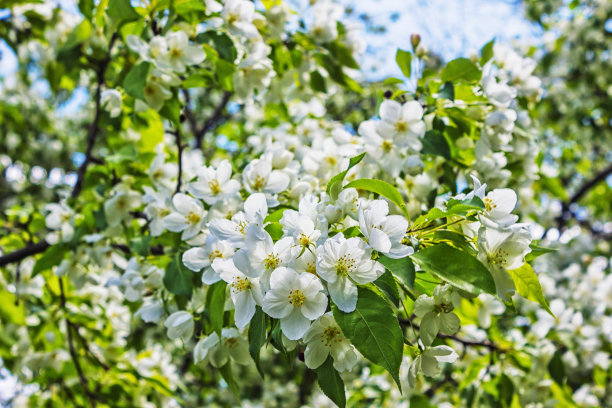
[381,140,393,153]
[305,262,317,274]
[209,250,224,262]
[325,156,337,166]
[234,220,248,234]
[322,326,342,346]
[231,276,251,293]
[224,337,238,348]
[186,211,201,225]
[434,302,454,314]
[208,179,222,195]
[488,248,509,267]
[252,175,266,191]
[484,197,497,212]
[288,289,306,307]
[335,254,356,276]
[264,253,280,270]
[395,120,408,132]
[170,47,183,59]
[298,234,313,247]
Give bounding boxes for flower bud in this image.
[410,34,421,51]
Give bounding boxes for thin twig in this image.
[173,128,183,194]
[0,241,49,267]
[196,91,232,149]
[72,33,118,199]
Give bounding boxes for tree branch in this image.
[557,162,612,228]
[0,241,49,268]
[59,278,97,408]
[71,33,118,199]
[195,91,232,150]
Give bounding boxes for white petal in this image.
[328,276,358,313]
[379,99,402,123]
[182,248,210,271]
[419,312,439,346]
[233,291,255,330]
[281,308,312,340]
[369,228,392,253]
[305,343,330,369]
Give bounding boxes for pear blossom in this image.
[186,160,240,205]
[377,99,426,150]
[182,235,235,284]
[359,200,413,259]
[262,267,327,340]
[149,150,177,191]
[414,284,461,346]
[142,186,172,236]
[100,89,122,117]
[208,193,268,244]
[222,0,259,38]
[280,210,322,253]
[242,158,290,203]
[104,184,142,227]
[158,31,205,73]
[477,225,532,300]
[408,345,459,388]
[193,328,250,367]
[316,234,384,312]
[44,202,75,244]
[303,313,358,371]
[164,311,194,341]
[212,258,264,330]
[163,193,207,240]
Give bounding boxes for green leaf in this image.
[445,196,485,213]
[219,362,240,398]
[480,39,495,65]
[32,244,69,277]
[377,255,415,289]
[60,20,92,51]
[315,355,346,408]
[327,41,359,69]
[411,243,496,295]
[421,130,451,159]
[548,350,566,385]
[130,236,152,257]
[248,306,267,376]
[196,31,236,62]
[264,208,288,223]
[395,49,412,78]
[343,178,409,219]
[124,62,151,100]
[498,374,514,408]
[206,281,227,336]
[383,77,404,86]
[264,222,283,241]
[136,109,164,152]
[160,97,181,127]
[440,58,481,83]
[525,244,557,262]
[310,70,327,93]
[332,287,403,390]
[107,0,141,29]
[373,270,400,306]
[0,290,26,325]
[163,253,193,298]
[438,81,454,101]
[326,152,366,201]
[216,59,235,91]
[432,230,476,254]
[507,264,552,315]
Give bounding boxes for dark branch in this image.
[173,128,184,194]
[60,278,97,408]
[557,162,612,228]
[195,91,232,149]
[71,33,118,199]
[0,241,49,268]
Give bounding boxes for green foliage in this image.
[507,264,552,315]
[315,356,346,408]
[163,254,194,298]
[440,58,482,83]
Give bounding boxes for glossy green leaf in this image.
[124,62,151,100]
[107,0,141,29]
[507,264,552,315]
[440,58,481,83]
[377,255,415,289]
[0,290,26,325]
[326,152,366,201]
[163,253,193,298]
[219,362,240,398]
[315,355,346,408]
[411,243,496,295]
[343,178,409,218]
[395,49,412,78]
[421,130,451,159]
[373,270,400,306]
[206,280,227,336]
[480,39,495,65]
[32,244,68,277]
[332,287,403,390]
[248,306,267,376]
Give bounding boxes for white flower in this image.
[213,258,264,330]
[280,209,322,253]
[44,202,74,244]
[377,99,426,150]
[482,76,516,108]
[182,235,235,284]
[262,267,327,340]
[208,193,268,244]
[149,150,177,191]
[193,328,250,367]
[163,193,207,240]
[186,160,241,205]
[242,158,290,202]
[136,300,165,323]
[477,294,505,328]
[359,200,413,259]
[408,345,458,388]
[316,233,384,312]
[414,285,461,346]
[164,311,194,341]
[118,258,145,302]
[100,89,122,117]
[158,31,205,73]
[222,0,259,38]
[142,186,172,236]
[233,228,295,288]
[104,184,142,227]
[303,313,358,372]
[477,225,532,300]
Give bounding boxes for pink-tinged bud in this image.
[410,34,421,51]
